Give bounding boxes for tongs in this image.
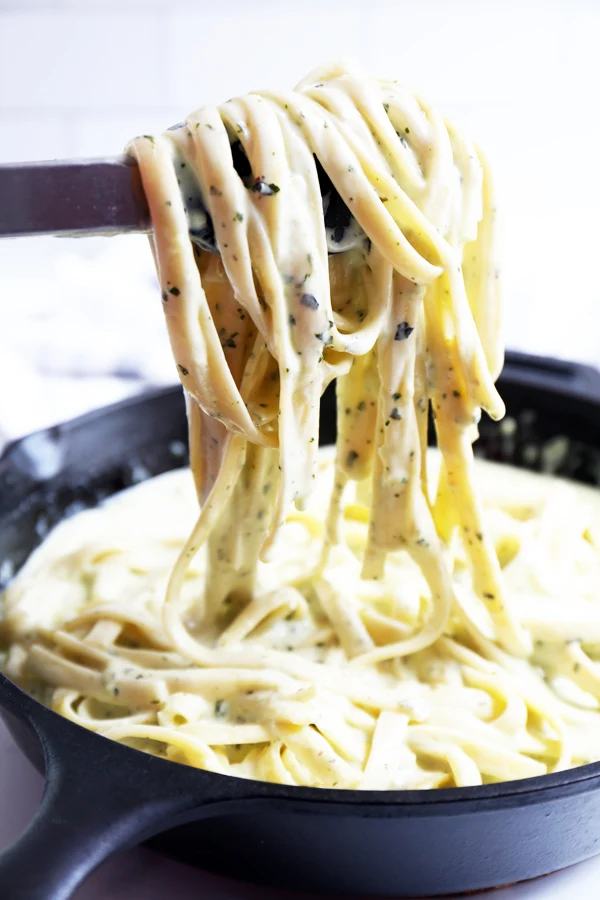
[0,156,363,253]
[0,158,150,241]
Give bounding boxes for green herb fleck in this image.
[395,322,414,341]
[222,331,238,349]
[251,179,281,195]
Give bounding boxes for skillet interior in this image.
[2,350,600,897]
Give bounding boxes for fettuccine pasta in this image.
[2,62,600,789]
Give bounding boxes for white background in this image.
[0,0,600,444]
[1,2,600,896]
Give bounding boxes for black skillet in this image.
[2,350,600,900]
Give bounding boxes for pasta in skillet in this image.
[2,61,600,789]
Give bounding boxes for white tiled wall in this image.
[0,0,599,440]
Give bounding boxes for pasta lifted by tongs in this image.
[128,59,528,660]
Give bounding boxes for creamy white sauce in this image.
[2,452,600,789]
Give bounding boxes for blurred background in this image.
[0,0,599,449]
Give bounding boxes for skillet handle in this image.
[0,692,233,900]
[0,750,194,900]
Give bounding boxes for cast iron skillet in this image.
[2,351,600,900]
